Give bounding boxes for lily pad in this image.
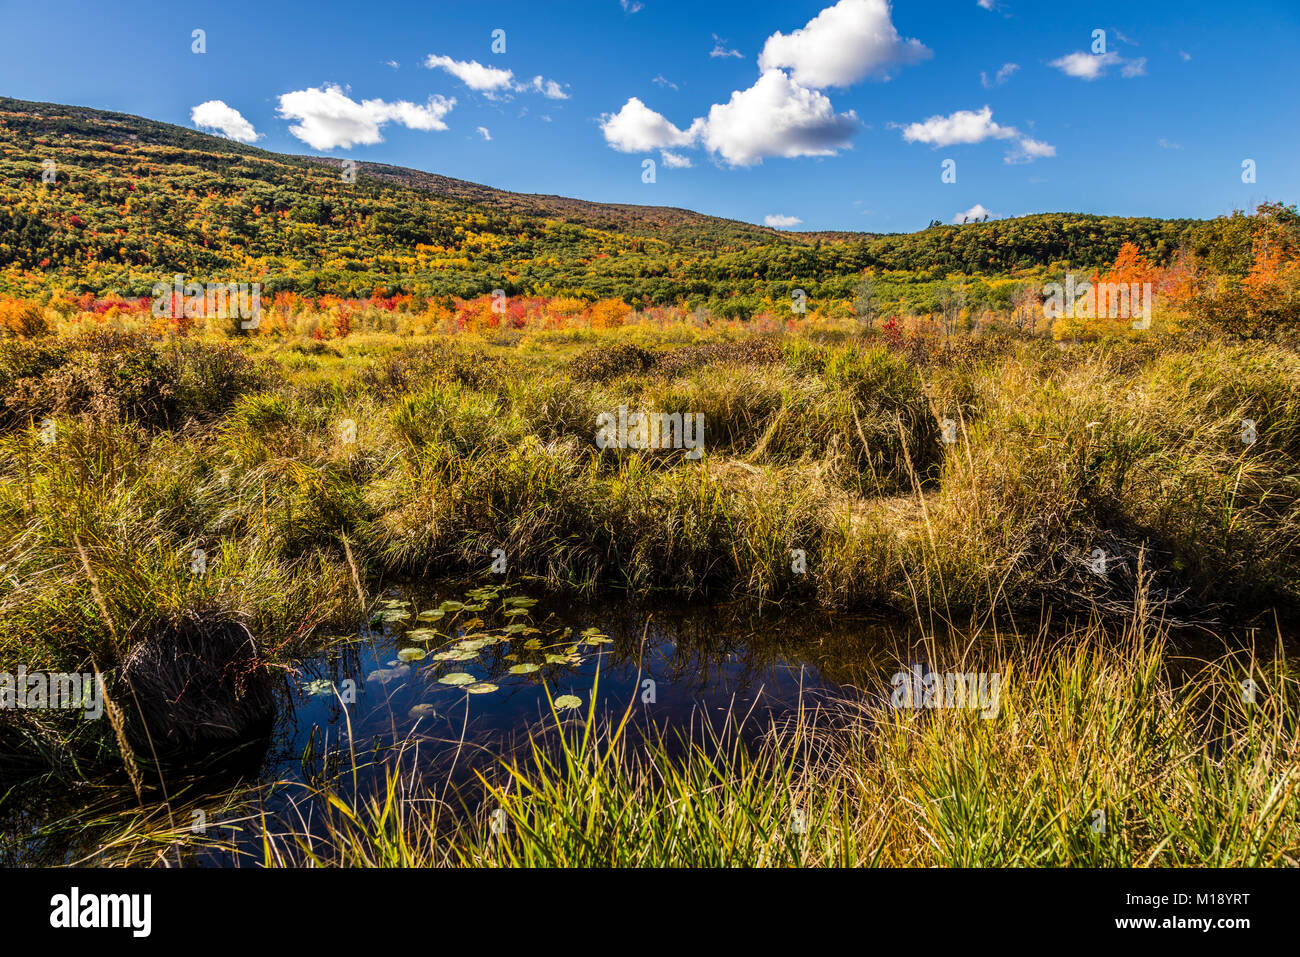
[508,663,541,675]
[416,609,445,621]
[503,608,531,617]
[397,647,427,662]
[439,600,465,613]
[438,672,476,686]
[554,694,583,711]
[465,682,499,694]
[408,703,438,719]
[406,628,439,641]
[304,678,334,696]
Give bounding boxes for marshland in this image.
[1,311,1298,867]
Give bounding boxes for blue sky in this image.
[1,0,1297,232]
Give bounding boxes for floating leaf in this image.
[503,623,528,634]
[433,649,477,662]
[438,672,476,686]
[304,679,334,696]
[465,682,499,695]
[503,608,530,617]
[408,703,438,719]
[416,609,445,621]
[439,600,465,613]
[508,663,541,675]
[504,597,537,608]
[397,647,427,662]
[554,694,583,711]
[406,628,439,641]
[523,638,543,650]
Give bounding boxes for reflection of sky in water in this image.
[9,585,1295,866]
[272,590,880,792]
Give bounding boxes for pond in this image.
[3,582,1293,866]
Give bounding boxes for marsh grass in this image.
[240,613,1299,868]
[3,321,1300,775]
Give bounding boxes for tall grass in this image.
[252,615,1299,867]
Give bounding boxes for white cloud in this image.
[1158,137,1181,150]
[599,97,698,152]
[190,100,260,143]
[710,34,743,58]
[980,62,1019,88]
[1049,50,1145,80]
[652,74,679,90]
[384,60,400,70]
[697,69,858,165]
[602,71,857,167]
[1179,50,1192,61]
[1005,136,1055,164]
[900,105,1054,164]
[525,75,570,99]
[424,55,568,100]
[977,0,995,9]
[954,204,991,223]
[757,0,930,88]
[765,214,803,228]
[476,126,492,141]
[901,105,1015,146]
[621,0,644,12]
[660,150,692,168]
[424,55,515,93]
[277,84,454,150]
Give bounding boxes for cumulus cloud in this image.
[697,69,858,165]
[900,105,1015,146]
[1049,50,1145,80]
[980,62,1018,88]
[476,126,492,141]
[757,0,930,88]
[602,71,857,166]
[424,55,569,100]
[1005,136,1055,164]
[660,150,692,168]
[277,84,454,150]
[524,75,569,99]
[425,55,514,93]
[900,105,1054,164]
[191,100,260,143]
[765,214,803,228]
[954,204,991,223]
[599,97,698,152]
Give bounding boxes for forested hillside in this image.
[0,96,1258,308]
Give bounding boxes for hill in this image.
[0,96,1214,305]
